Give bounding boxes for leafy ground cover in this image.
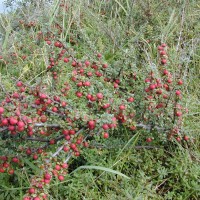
[0,0,199,199]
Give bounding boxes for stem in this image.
[0,127,8,132]
[34,123,61,128]
[26,137,49,142]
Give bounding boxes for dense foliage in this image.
[0,0,199,199]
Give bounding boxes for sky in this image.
[0,0,6,13]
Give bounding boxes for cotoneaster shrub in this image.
[0,0,195,199]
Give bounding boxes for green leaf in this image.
[23,159,41,174]
[73,165,130,179]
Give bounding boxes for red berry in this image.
[163,69,169,75]
[175,90,181,96]
[176,137,181,142]
[102,63,108,68]
[61,101,67,107]
[184,136,189,141]
[65,135,71,141]
[88,120,96,130]
[149,84,156,90]
[163,94,168,99]
[1,118,8,125]
[75,151,80,156]
[158,46,164,51]
[37,148,43,154]
[86,94,92,100]
[76,81,82,87]
[33,154,38,160]
[8,169,14,175]
[146,138,152,142]
[52,107,58,112]
[130,126,136,131]
[63,146,70,152]
[62,163,68,169]
[161,59,167,65]
[54,41,62,48]
[70,143,76,150]
[83,142,89,147]
[49,139,55,145]
[0,168,5,173]
[76,91,83,98]
[96,93,103,99]
[178,80,183,85]
[16,81,23,87]
[55,165,61,171]
[119,105,126,110]
[83,81,91,87]
[9,117,18,125]
[160,50,166,56]
[175,111,182,117]
[12,157,19,163]
[115,79,120,84]
[26,149,32,155]
[127,97,134,102]
[0,107,4,115]
[71,61,77,67]
[87,71,93,77]
[103,132,109,139]
[23,197,31,200]
[114,83,118,88]
[167,79,172,83]
[145,78,151,83]
[44,173,51,180]
[39,93,47,99]
[161,43,167,47]
[97,53,102,58]
[85,60,90,67]
[40,115,47,123]
[3,162,9,168]
[33,197,41,200]
[156,89,162,95]
[29,188,35,194]
[46,40,51,45]
[62,130,69,135]
[102,103,110,109]
[17,121,25,128]
[58,175,64,181]
[69,130,75,135]
[8,125,15,131]
[64,58,69,63]
[102,124,109,130]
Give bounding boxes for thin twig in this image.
[136,123,168,131]
[0,127,8,132]
[176,6,185,52]
[90,142,161,150]
[26,137,49,142]
[34,123,61,128]
[0,76,7,94]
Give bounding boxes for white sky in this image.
[0,0,6,13]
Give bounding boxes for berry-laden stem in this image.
[52,128,85,157]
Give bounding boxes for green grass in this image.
[0,0,200,199]
[0,141,199,199]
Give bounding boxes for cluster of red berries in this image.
[23,162,68,200]
[158,43,168,65]
[0,9,190,198]
[143,43,188,142]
